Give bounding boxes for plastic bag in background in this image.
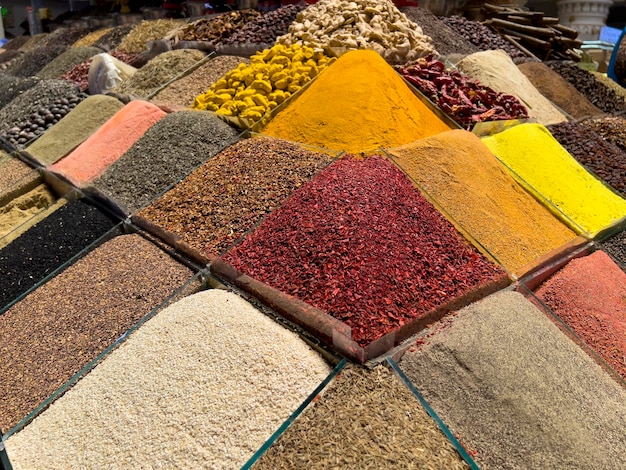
[88,53,137,95]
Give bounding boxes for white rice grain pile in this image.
[6,289,331,469]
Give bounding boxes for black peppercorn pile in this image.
[439,15,527,61]
[548,62,626,114]
[547,121,626,197]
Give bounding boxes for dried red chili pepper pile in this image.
[223,155,506,345]
[399,55,529,128]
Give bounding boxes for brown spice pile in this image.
[253,364,469,469]
[0,234,193,434]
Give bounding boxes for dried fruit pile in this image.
[399,56,528,128]
[223,155,506,345]
[176,10,261,43]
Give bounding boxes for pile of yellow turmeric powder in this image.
[261,49,451,154]
[192,44,335,125]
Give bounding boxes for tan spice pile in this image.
[0,184,55,239]
[72,28,113,47]
[116,19,184,54]
[253,364,469,469]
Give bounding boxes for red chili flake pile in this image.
[223,155,506,345]
[534,250,626,380]
[399,55,528,128]
[61,51,138,92]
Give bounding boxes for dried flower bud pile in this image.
[277,0,436,64]
[399,56,528,128]
[192,44,335,125]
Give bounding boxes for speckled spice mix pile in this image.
[223,155,506,346]
[0,233,193,434]
[582,116,626,153]
[534,250,626,380]
[253,364,469,469]
[137,136,336,258]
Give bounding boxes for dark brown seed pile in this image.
[0,233,194,434]
[0,50,22,65]
[137,136,336,258]
[3,92,89,147]
[600,230,626,267]
[400,7,479,57]
[0,75,40,110]
[582,116,626,153]
[548,61,626,114]
[218,4,305,46]
[3,44,69,78]
[2,35,30,50]
[439,15,526,61]
[94,110,239,213]
[40,27,94,47]
[93,24,135,51]
[0,79,79,135]
[547,121,626,197]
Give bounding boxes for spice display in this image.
[518,62,604,119]
[18,33,49,53]
[218,5,305,46]
[93,24,134,50]
[152,55,249,107]
[2,36,30,50]
[582,115,626,153]
[114,49,206,98]
[53,100,166,184]
[223,155,506,346]
[591,71,626,101]
[116,19,183,54]
[0,185,55,240]
[0,50,22,65]
[457,50,566,125]
[399,56,528,128]
[548,62,626,114]
[0,75,39,110]
[482,123,626,236]
[193,44,334,125]
[61,50,137,92]
[35,46,102,80]
[72,28,113,47]
[254,364,468,469]
[0,154,35,198]
[137,136,336,258]
[398,290,626,469]
[262,50,451,154]
[548,121,626,197]
[535,251,626,380]
[387,130,576,274]
[25,95,124,165]
[482,3,583,62]
[277,0,435,64]
[40,27,93,48]
[2,92,89,147]
[600,229,626,267]
[0,79,79,135]
[3,44,69,78]
[5,289,331,468]
[94,110,239,213]
[400,7,479,57]
[440,15,527,61]
[0,233,193,434]
[0,198,118,310]
[176,9,261,43]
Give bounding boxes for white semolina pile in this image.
[5,289,332,469]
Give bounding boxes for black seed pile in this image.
[93,24,135,51]
[94,110,239,213]
[2,92,89,147]
[547,121,626,197]
[439,15,527,61]
[548,61,626,114]
[0,198,120,310]
[0,80,79,135]
[0,75,40,111]
[3,44,69,78]
[600,231,626,267]
[401,7,479,57]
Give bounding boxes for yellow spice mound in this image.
[262,49,451,154]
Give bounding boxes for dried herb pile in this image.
[5,289,331,468]
[548,121,626,197]
[254,364,469,469]
[398,290,626,469]
[0,198,119,311]
[223,155,506,345]
[138,137,335,258]
[72,28,113,47]
[114,49,206,98]
[36,46,102,80]
[0,233,193,434]
[535,250,626,380]
[94,110,239,213]
[93,24,134,50]
[116,19,183,54]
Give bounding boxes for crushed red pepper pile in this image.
[223,155,506,345]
